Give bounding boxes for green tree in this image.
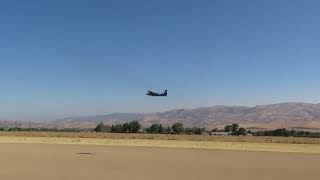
[211,128,218,132]
[172,123,185,134]
[128,121,141,133]
[290,129,297,137]
[122,122,129,133]
[231,123,239,135]
[305,131,311,136]
[147,124,158,133]
[164,126,172,134]
[111,124,123,133]
[185,127,195,134]
[237,127,246,135]
[94,122,111,133]
[224,125,232,132]
[146,124,164,134]
[158,124,164,134]
[194,128,206,135]
[273,128,286,136]
[94,124,102,132]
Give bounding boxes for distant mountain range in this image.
[54,102,320,130]
[56,113,142,124]
[2,102,320,130]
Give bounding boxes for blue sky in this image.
[1,0,320,120]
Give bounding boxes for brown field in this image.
[1,131,320,144]
[1,131,320,153]
[240,121,320,130]
[0,143,319,180]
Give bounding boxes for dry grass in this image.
[1,131,320,144]
[1,132,320,153]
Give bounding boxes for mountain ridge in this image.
[54,102,320,129]
[2,102,320,130]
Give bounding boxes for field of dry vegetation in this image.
[1,131,320,153]
[1,131,320,144]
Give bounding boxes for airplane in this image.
[146,90,167,96]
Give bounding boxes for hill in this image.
[56,113,142,124]
[55,102,320,130]
[2,102,320,130]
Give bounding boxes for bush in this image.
[94,122,111,132]
[172,123,185,134]
[224,125,232,132]
[128,121,141,133]
[146,124,164,134]
[237,127,246,135]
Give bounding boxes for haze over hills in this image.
[2,102,320,130]
[56,113,142,124]
[55,102,320,130]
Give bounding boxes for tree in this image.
[237,127,246,135]
[164,126,172,134]
[273,128,286,136]
[109,121,141,133]
[94,122,104,132]
[297,131,305,136]
[158,124,164,134]
[146,124,158,133]
[231,123,239,135]
[172,123,185,134]
[194,128,206,135]
[224,125,232,132]
[305,131,311,136]
[185,127,195,134]
[111,124,123,133]
[122,122,129,133]
[94,122,111,132]
[146,124,165,134]
[128,121,141,133]
[211,128,218,132]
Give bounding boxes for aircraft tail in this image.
[163,90,167,96]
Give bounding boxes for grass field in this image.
[1,131,320,153]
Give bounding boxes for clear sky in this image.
[1,0,320,120]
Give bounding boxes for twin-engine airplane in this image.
[146,90,167,96]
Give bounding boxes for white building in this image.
[210,132,231,136]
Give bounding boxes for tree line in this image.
[0,127,86,132]
[1,121,320,138]
[94,121,206,135]
[94,121,243,135]
[252,128,320,138]
[94,121,320,138]
[220,123,247,135]
[94,121,142,133]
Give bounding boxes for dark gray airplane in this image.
[146,90,167,96]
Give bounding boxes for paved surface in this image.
[0,143,319,180]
